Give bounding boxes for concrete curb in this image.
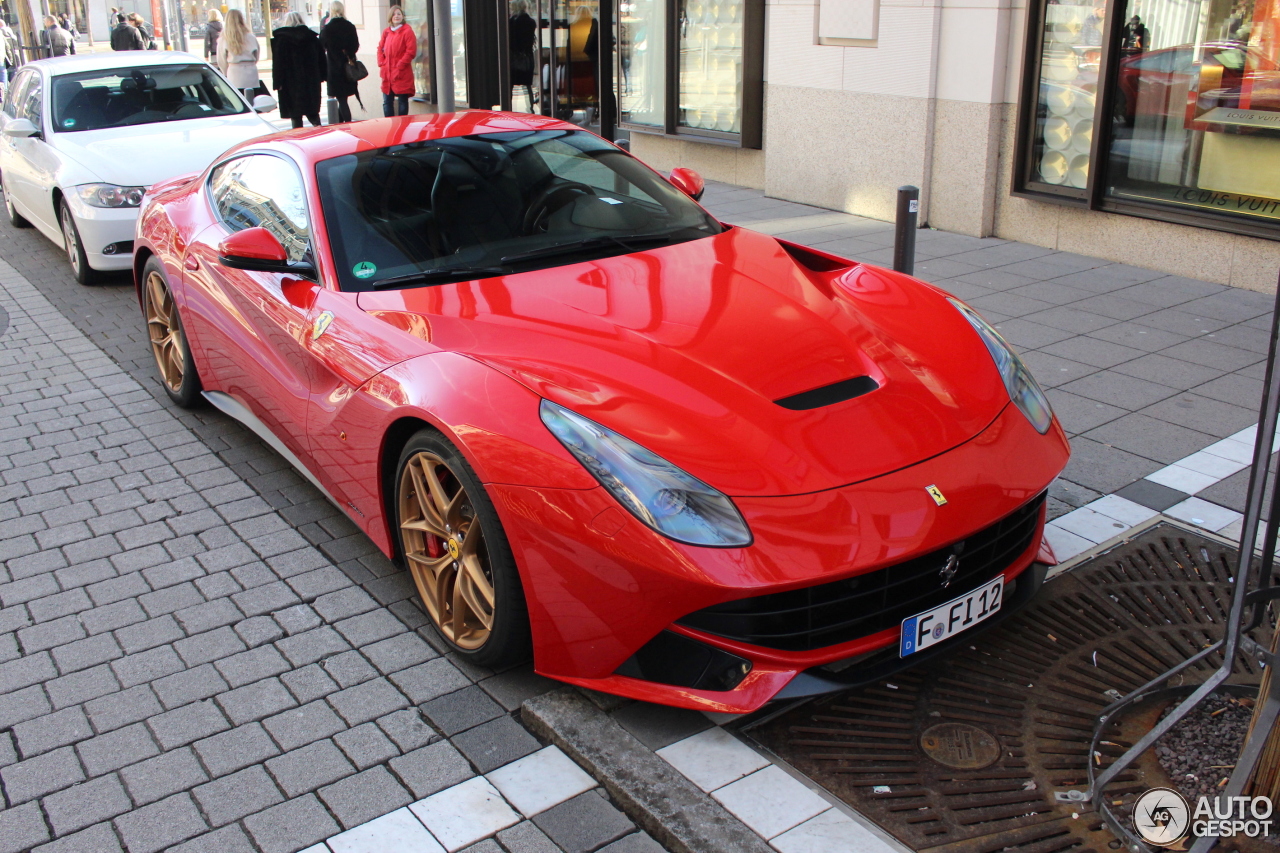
[522,688,773,853]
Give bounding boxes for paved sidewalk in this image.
[0,174,1273,853]
[0,257,652,850]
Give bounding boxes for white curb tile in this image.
[487,745,596,818]
[1166,498,1243,533]
[299,847,329,853]
[1052,507,1129,543]
[657,728,770,792]
[1176,450,1248,481]
[1231,424,1257,445]
[711,766,830,840]
[1203,437,1255,465]
[328,808,444,853]
[1043,524,1092,562]
[409,777,520,852]
[771,808,901,853]
[1087,495,1158,527]
[1145,464,1219,495]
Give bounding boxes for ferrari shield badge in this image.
[926,484,948,506]
[311,311,334,341]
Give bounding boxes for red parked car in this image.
[133,111,1069,713]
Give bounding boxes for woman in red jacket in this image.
[377,5,416,116]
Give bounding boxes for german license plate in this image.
[899,577,1003,657]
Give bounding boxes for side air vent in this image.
[774,376,879,411]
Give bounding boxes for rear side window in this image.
[19,76,42,128]
[210,154,311,263]
[2,71,30,120]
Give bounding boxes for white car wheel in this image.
[60,199,100,285]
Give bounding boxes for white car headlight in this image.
[540,400,753,548]
[77,184,146,208]
[950,298,1054,434]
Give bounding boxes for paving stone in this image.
[362,632,436,675]
[279,661,340,704]
[277,625,350,667]
[328,676,410,726]
[0,801,51,853]
[334,610,406,647]
[214,645,291,688]
[174,627,246,668]
[152,663,230,709]
[234,615,285,648]
[612,703,712,751]
[0,683,52,728]
[85,685,163,733]
[272,603,322,636]
[167,824,258,853]
[389,740,473,798]
[46,665,120,710]
[115,615,184,654]
[322,649,379,687]
[232,582,300,618]
[31,823,123,853]
[53,633,122,674]
[319,765,413,829]
[533,792,635,853]
[597,832,667,853]
[378,707,437,751]
[148,700,230,750]
[43,773,133,835]
[266,738,355,797]
[452,715,541,773]
[120,747,209,805]
[173,599,244,635]
[244,794,340,853]
[14,705,93,757]
[192,722,279,777]
[112,645,185,688]
[192,765,285,826]
[81,600,148,635]
[334,722,399,769]
[498,821,561,853]
[390,657,471,705]
[76,722,159,776]
[421,685,505,736]
[262,699,347,752]
[1,746,86,803]
[113,793,209,853]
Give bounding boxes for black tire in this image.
[2,175,29,228]
[394,429,531,667]
[141,257,203,408]
[60,199,102,285]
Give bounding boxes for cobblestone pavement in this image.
[0,174,1273,853]
[0,225,653,850]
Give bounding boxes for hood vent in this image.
[775,375,879,411]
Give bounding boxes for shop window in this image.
[618,0,762,147]
[1016,0,1280,233]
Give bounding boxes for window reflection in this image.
[620,0,665,126]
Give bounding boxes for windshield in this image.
[314,129,723,291]
[52,64,248,133]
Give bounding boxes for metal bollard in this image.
[326,97,339,126]
[893,185,919,276]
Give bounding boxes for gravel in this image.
[1155,691,1254,803]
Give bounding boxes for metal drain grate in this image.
[744,523,1272,853]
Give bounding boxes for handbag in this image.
[346,57,368,82]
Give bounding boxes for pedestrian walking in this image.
[509,0,536,110]
[205,9,223,62]
[129,13,157,49]
[111,12,144,49]
[272,11,326,128]
[319,1,360,123]
[0,19,17,99]
[377,5,415,117]
[218,9,261,93]
[42,15,75,56]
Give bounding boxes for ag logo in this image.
[1133,787,1190,846]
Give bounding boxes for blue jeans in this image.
[381,94,407,117]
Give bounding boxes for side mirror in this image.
[669,167,705,202]
[252,94,277,113]
[218,227,315,278]
[2,118,39,139]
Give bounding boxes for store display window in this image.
[617,0,762,147]
[1017,0,1280,232]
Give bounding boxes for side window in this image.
[210,154,310,263]
[20,76,43,129]
[3,72,30,120]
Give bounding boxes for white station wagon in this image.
[0,51,277,284]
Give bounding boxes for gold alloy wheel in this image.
[398,451,495,649]
[144,271,186,393]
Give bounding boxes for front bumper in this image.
[65,193,138,271]
[489,403,1070,713]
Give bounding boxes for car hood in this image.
[52,114,274,186]
[357,227,1013,497]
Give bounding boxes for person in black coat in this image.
[508,0,535,109]
[272,12,326,128]
[319,1,360,123]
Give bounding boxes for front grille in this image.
[676,492,1045,651]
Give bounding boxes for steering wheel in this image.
[522,181,595,234]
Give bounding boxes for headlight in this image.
[950,299,1053,434]
[540,400,752,548]
[77,184,146,208]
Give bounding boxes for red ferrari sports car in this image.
[134,111,1069,713]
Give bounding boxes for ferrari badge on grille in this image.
[312,311,334,341]
[926,484,948,506]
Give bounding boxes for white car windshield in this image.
[51,64,248,133]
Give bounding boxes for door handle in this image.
[184,255,199,271]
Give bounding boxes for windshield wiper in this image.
[369,265,510,290]
[499,232,686,265]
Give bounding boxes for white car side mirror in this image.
[2,118,39,138]
[252,94,277,113]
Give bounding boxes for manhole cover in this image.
[744,523,1272,853]
[920,723,1001,770]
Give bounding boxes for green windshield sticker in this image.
[353,261,377,279]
